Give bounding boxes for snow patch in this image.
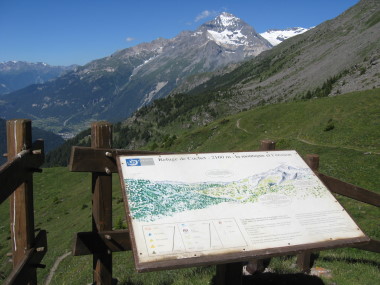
[207,29,248,46]
[260,27,311,46]
[104,67,115,72]
[130,55,159,79]
[218,12,240,27]
[192,31,203,37]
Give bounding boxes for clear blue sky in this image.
[0,0,359,66]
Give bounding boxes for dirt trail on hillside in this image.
[236,119,251,134]
[296,137,379,155]
[44,251,72,285]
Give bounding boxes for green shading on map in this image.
[125,165,327,222]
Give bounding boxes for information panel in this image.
[117,151,368,271]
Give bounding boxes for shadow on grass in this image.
[319,256,380,268]
[241,273,324,285]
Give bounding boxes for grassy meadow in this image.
[1,89,379,284]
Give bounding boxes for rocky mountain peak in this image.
[212,12,243,29]
[200,12,251,33]
[197,12,268,50]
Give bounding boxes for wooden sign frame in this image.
[117,150,369,272]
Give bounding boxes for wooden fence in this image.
[0,119,47,285]
[68,122,380,285]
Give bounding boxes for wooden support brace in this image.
[4,230,47,285]
[317,173,380,207]
[72,230,131,256]
[0,140,44,204]
[68,146,169,173]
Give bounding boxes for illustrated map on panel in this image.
[118,151,366,267]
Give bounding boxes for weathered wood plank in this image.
[318,173,380,207]
[91,122,113,285]
[72,230,131,256]
[7,119,37,284]
[0,140,44,204]
[69,146,166,173]
[4,230,47,285]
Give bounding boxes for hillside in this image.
[172,0,380,116]
[161,89,380,154]
[2,90,379,284]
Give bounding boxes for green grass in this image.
[1,89,379,284]
[164,89,380,153]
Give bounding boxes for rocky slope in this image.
[182,0,380,115]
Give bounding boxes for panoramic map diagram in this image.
[118,151,366,268]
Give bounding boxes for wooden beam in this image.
[7,119,38,284]
[0,140,44,204]
[4,230,47,285]
[68,146,166,173]
[72,230,131,256]
[91,122,113,285]
[318,173,380,207]
[353,239,380,253]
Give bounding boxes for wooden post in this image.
[91,122,113,284]
[215,262,243,285]
[305,154,319,172]
[6,119,36,284]
[260,139,276,151]
[296,154,320,273]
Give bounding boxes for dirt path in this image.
[236,118,251,134]
[44,251,72,285]
[296,137,379,155]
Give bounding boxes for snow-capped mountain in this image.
[0,12,271,135]
[199,12,271,55]
[260,27,311,46]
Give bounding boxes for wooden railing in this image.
[68,123,380,284]
[0,119,47,285]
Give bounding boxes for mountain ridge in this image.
[0,13,271,136]
[0,61,76,95]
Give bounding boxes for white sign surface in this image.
[118,151,366,268]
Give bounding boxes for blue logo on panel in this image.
[126,159,141,166]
